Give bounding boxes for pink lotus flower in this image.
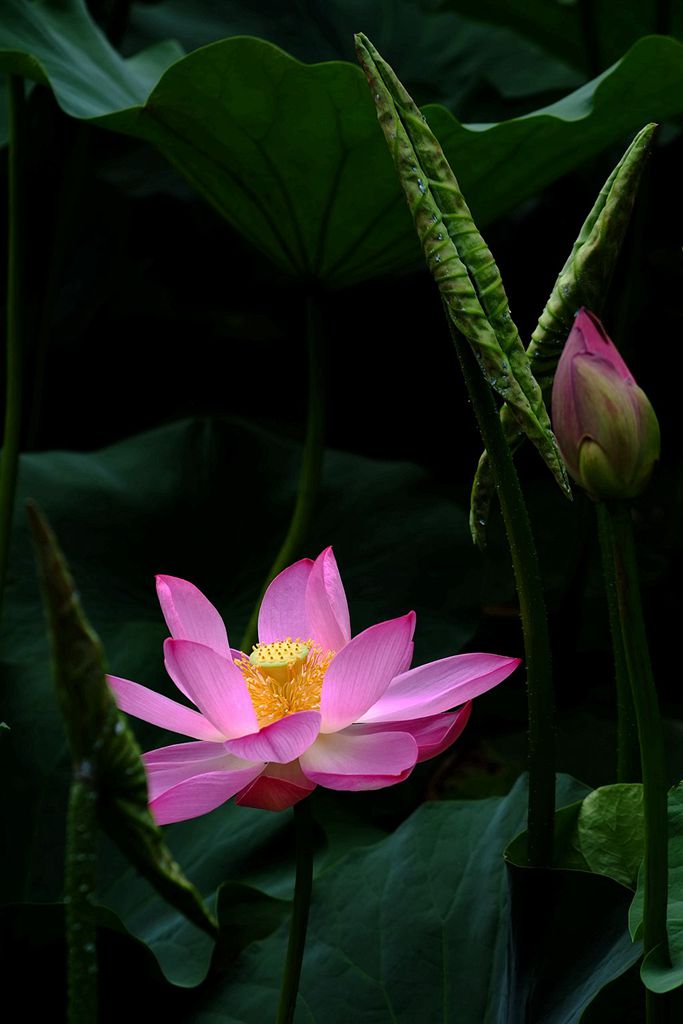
[551,308,660,500]
[108,549,519,824]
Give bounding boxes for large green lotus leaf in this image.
[3,3,683,285]
[503,857,641,1022]
[630,783,683,993]
[127,0,582,110]
[185,776,640,1022]
[508,783,683,1001]
[435,0,683,73]
[424,34,683,230]
[97,807,295,985]
[0,0,182,117]
[0,416,484,981]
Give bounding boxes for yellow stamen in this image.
[237,637,333,727]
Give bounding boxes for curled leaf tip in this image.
[470,120,655,541]
[28,504,217,938]
[26,500,57,560]
[354,32,375,53]
[353,34,374,73]
[355,37,568,508]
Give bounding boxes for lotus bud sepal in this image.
[552,309,660,500]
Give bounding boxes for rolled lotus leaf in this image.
[470,123,656,545]
[28,502,216,938]
[355,33,569,503]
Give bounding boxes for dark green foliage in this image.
[28,504,216,938]
[632,784,683,993]
[2,3,683,286]
[189,776,640,1023]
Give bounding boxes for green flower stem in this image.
[0,76,26,621]
[600,500,669,1021]
[596,503,640,782]
[65,775,98,1024]
[240,294,325,653]
[276,800,314,1024]
[450,319,555,867]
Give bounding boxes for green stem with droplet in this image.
[596,502,640,782]
[0,76,26,622]
[276,800,314,1024]
[599,501,669,1022]
[65,774,98,1024]
[240,295,325,653]
[450,317,555,867]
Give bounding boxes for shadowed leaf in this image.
[2,3,683,288]
[212,882,289,970]
[27,503,216,939]
[190,776,640,1022]
[507,782,644,889]
[631,782,683,992]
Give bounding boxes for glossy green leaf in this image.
[435,0,683,73]
[189,776,640,1022]
[470,124,656,543]
[212,882,289,969]
[355,32,569,498]
[507,782,644,889]
[0,0,182,117]
[630,783,683,992]
[2,3,683,286]
[420,34,683,230]
[128,0,582,111]
[568,784,644,888]
[1,0,418,285]
[27,504,216,939]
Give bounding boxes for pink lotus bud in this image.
[551,309,660,500]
